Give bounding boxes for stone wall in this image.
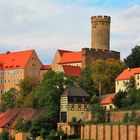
[81,124,140,140]
[82,48,120,68]
[109,110,140,122]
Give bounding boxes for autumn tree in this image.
[124,45,140,68]
[92,59,126,95]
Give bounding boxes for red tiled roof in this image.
[58,49,72,56]
[115,68,140,81]
[40,64,51,70]
[100,95,115,105]
[62,65,81,77]
[59,52,82,64]
[0,108,40,129]
[0,50,33,70]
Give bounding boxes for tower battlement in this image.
[91,15,111,23]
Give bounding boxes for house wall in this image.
[67,110,91,122]
[3,69,24,92]
[15,132,31,140]
[115,79,129,93]
[101,103,115,110]
[135,74,140,89]
[24,50,42,83]
[51,50,61,71]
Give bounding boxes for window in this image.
[60,112,67,122]
[117,81,119,85]
[137,75,140,80]
[32,64,36,67]
[82,98,85,102]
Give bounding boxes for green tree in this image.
[16,78,37,108]
[124,45,140,68]
[0,88,16,112]
[92,59,126,95]
[32,70,76,131]
[78,67,98,97]
[14,118,31,132]
[0,131,9,140]
[30,113,54,138]
[90,96,106,123]
[113,91,127,108]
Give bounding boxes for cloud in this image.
[0,1,140,63]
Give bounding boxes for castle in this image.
[82,15,120,67]
[51,15,120,72]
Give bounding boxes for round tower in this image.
[91,15,111,50]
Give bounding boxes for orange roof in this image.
[62,65,81,77]
[59,51,82,64]
[0,50,33,70]
[40,64,51,70]
[116,68,140,81]
[100,95,115,105]
[58,49,72,56]
[0,108,40,128]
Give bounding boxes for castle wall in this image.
[82,48,120,68]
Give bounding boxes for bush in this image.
[0,131,9,140]
[123,113,129,123]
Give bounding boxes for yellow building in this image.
[0,50,42,93]
[100,94,116,110]
[60,86,91,123]
[115,68,140,93]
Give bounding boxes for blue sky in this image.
[0,0,140,64]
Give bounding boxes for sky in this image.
[0,0,140,64]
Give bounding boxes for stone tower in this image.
[91,15,111,50]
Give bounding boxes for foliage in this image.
[32,70,76,124]
[113,91,127,108]
[16,78,38,108]
[92,59,126,95]
[129,110,136,122]
[0,131,9,140]
[123,113,129,123]
[30,112,54,138]
[14,118,31,132]
[90,96,106,123]
[78,67,97,97]
[124,45,140,68]
[0,88,16,112]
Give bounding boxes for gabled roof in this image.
[0,50,33,70]
[62,86,89,97]
[62,65,81,77]
[100,94,115,105]
[58,49,72,56]
[115,68,140,81]
[40,64,51,70]
[0,108,40,129]
[59,52,82,64]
